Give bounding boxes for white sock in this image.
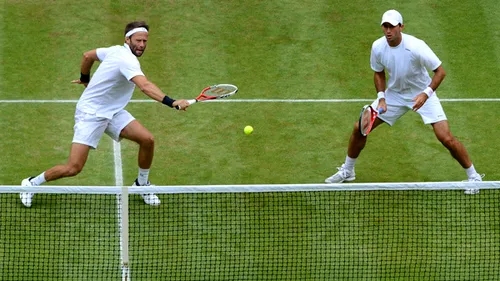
[31,172,46,186]
[137,168,150,185]
[465,164,477,178]
[344,156,357,171]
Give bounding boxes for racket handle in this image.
[378,108,384,114]
[175,99,198,110]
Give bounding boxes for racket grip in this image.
[175,99,198,110]
[378,108,384,114]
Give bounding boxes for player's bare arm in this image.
[412,65,446,111]
[374,70,387,112]
[429,65,446,91]
[71,49,99,87]
[131,75,190,110]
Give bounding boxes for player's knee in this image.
[66,163,84,177]
[353,120,360,131]
[439,135,457,148]
[141,134,155,148]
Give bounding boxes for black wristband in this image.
[162,95,176,108]
[80,73,90,83]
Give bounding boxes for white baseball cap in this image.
[381,9,403,26]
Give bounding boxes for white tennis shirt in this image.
[76,44,144,119]
[370,33,442,97]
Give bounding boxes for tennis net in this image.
[0,182,499,280]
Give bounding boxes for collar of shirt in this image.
[123,43,132,53]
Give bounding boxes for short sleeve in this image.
[370,42,384,72]
[418,41,442,71]
[119,58,145,81]
[95,47,109,62]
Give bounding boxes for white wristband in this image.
[423,87,434,97]
[377,91,385,100]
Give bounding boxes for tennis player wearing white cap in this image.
[325,10,483,194]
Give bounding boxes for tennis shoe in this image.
[325,164,355,183]
[463,173,484,195]
[20,177,36,207]
[133,179,161,206]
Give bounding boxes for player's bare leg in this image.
[326,118,385,183]
[432,120,483,194]
[347,118,385,158]
[120,120,160,205]
[20,143,90,207]
[432,120,471,168]
[44,143,91,180]
[120,120,154,169]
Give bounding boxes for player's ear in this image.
[400,24,404,30]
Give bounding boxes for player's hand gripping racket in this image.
[359,105,383,136]
[176,84,238,110]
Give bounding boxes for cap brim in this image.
[381,20,399,26]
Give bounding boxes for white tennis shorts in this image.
[372,93,447,126]
[72,109,135,149]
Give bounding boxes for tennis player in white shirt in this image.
[20,21,190,207]
[325,10,483,194]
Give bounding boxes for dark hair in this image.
[124,21,149,37]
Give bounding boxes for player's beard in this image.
[130,43,145,57]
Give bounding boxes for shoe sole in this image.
[20,178,34,207]
[19,193,33,207]
[140,194,161,206]
[144,201,161,206]
[325,177,356,184]
[464,189,480,195]
[142,199,161,206]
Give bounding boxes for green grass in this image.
[128,190,500,281]
[0,194,121,281]
[1,0,499,280]
[2,190,498,281]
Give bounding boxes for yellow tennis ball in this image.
[244,125,254,135]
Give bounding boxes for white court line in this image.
[1,98,500,103]
[113,140,123,186]
[113,140,129,280]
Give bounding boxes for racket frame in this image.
[359,105,382,136]
[176,84,238,109]
[188,84,238,105]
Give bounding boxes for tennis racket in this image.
[176,84,238,109]
[359,105,383,136]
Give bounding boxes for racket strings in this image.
[206,86,236,97]
[360,110,372,133]
[194,84,238,102]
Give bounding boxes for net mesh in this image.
[1,184,499,280]
[0,193,121,281]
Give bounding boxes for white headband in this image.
[125,27,148,38]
